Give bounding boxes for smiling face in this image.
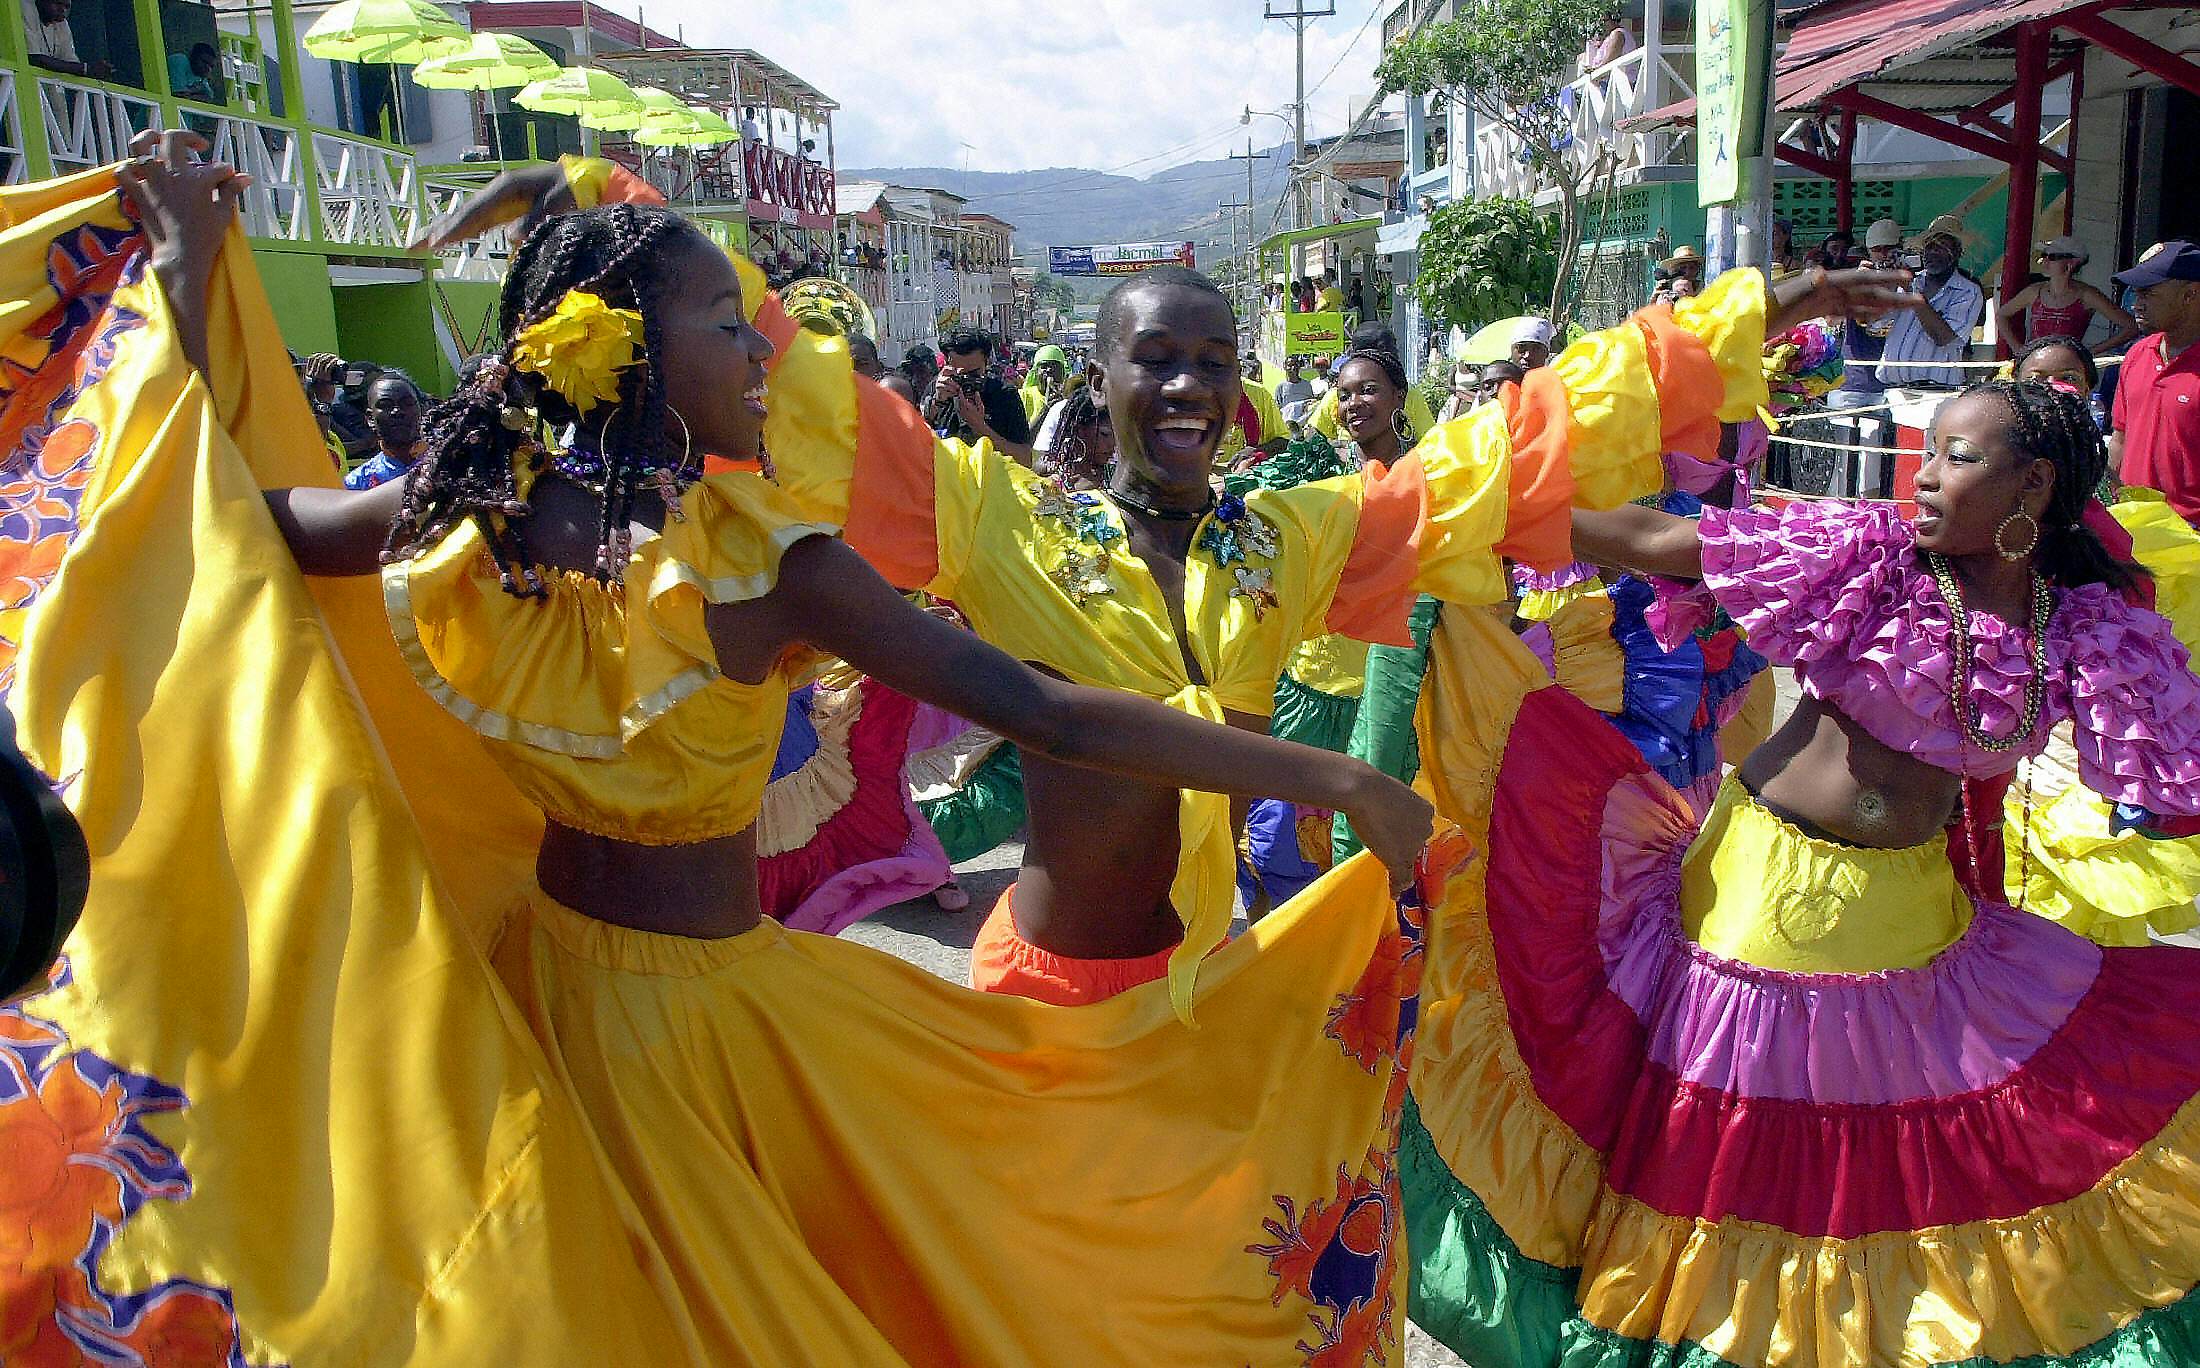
[1333,356,1403,448]
[1910,390,2053,556]
[653,230,778,460]
[1092,278,1240,493]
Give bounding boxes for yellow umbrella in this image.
[1458,315,1541,364]
[581,85,687,133]
[513,66,644,119]
[302,0,468,64]
[411,32,556,89]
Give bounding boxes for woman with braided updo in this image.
[1397,373,2200,1366]
[56,141,1452,1361]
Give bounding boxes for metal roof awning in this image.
[1628,0,2113,129]
[1256,217,1384,256]
[1377,215,1425,255]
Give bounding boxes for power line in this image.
[1302,0,1384,104]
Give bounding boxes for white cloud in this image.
[629,0,1389,171]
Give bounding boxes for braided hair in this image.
[1331,345,1414,446]
[1037,382,1111,489]
[384,202,690,595]
[1966,376,2143,594]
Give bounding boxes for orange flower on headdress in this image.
[510,289,643,414]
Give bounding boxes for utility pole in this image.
[1222,198,1251,331]
[1228,140,1264,328]
[1264,0,1332,235]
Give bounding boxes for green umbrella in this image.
[410,32,556,88]
[513,66,644,119]
[632,106,738,148]
[581,84,687,133]
[303,0,467,149]
[302,0,468,64]
[413,34,556,159]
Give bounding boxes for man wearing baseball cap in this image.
[1876,214,1983,388]
[2110,240,2200,521]
[1822,219,1910,490]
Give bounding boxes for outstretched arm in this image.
[409,163,571,252]
[748,535,1435,888]
[1571,504,1705,581]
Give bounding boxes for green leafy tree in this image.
[1378,0,1616,329]
[1411,197,1559,334]
[1031,273,1079,315]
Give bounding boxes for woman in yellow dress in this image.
[0,135,1458,1365]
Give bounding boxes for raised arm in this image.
[744,535,1435,888]
[408,163,571,252]
[1995,283,2039,342]
[1570,503,1705,581]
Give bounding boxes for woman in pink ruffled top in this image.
[1406,372,2200,1366]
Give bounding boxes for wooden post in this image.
[268,0,323,244]
[1835,106,1855,232]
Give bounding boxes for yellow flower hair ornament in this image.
[510,289,644,414]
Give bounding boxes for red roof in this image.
[1631,0,2102,125]
[464,1,684,52]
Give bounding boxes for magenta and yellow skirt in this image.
[1405,640,2200,1367]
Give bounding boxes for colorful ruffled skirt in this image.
[757,677,957,934]
[1405,612,2200,1367]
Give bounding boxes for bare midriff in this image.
[1737,693,1966,848]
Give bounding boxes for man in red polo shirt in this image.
[2111,240,2200,521]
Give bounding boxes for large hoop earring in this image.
[1392,409,1412,445]
[666,404,695,475]
[1996,507,2041,561]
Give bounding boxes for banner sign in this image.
[1049,242,1196,276]
[1696,0,1744,205]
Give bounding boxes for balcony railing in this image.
[1471,45,1694,202]
[312,132,422,250]
[425,177,511,282]
[197,107,307,241]
[35,76,161,175]
[743,144,833,226]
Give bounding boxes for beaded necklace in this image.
[1929,550,2052,910]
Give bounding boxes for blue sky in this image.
[636,0,1386,172]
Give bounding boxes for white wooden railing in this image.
[198,109,306,240]
[1471,46,1695,202]
[35,76,159,175]
[423,177,510,281]
[311,132,422,249]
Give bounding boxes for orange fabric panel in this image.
[600,163,667,207]
[1324,454,1426,647]
[968,886,1174,1006]
[1494,370,1579,571]
[1635,303,1723,464]
[843,375,941,590]
[753,292,799,361]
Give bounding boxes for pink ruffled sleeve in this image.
[2052,584,2200,816]
[1697,501,1918,670]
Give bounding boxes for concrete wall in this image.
[256,248,342,356]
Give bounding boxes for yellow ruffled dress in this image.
[0,167,1448,1366]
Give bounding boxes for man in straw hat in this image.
[1655,244,1705,302]
[1875,213,1982,388]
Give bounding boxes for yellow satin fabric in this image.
[386,462,836,844]
[491,851,1412,1365]
[1287,631,1372,699]
[1544,589,1626,715]
[5,168,688,1360]
[8,167,1429,1366]
[1680,776,1973,973]
[757,270,1767,1017]
[1218,376,1287,459]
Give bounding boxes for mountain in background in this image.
[845,138,1295,279]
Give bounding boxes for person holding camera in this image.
[925,327,1033,462]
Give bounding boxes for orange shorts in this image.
[968,885,1175,1006]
